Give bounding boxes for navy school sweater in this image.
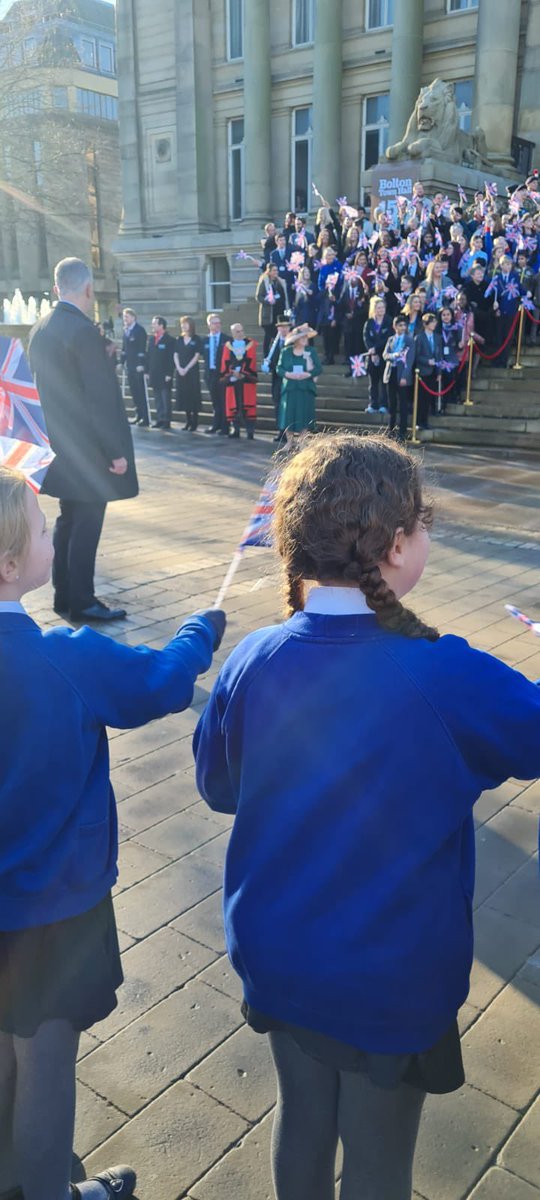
[0,610,215,931]
[194,610,540,1054]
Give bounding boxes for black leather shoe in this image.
[204,427,217,435]
[70,1164,136,1199]
[53,601,69,616]
[151,420,163,428]
[129,417,139,425]
[70,601,127,623]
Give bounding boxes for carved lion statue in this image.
[386,79,489,167]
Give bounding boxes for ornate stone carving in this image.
[386,79,490,167]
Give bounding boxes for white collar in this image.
[304,586,373,615]
[0,601,26,613]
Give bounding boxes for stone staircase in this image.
[122,300,540,454]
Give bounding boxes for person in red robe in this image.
[220,323,258,439]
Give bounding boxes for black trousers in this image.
[153,384,172,425]
[494,312,517,368]
[128,370,150,424]
[206,370,227,433]
[321,325,340,363]
[417,373,436,427]
[230,383,255,438]
[263,324,276,356]
[367,360,387,410]
[53,500,107,613]
[387,374,411,441]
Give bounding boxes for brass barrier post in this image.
[410,369,420,444]
[464,335,474,406]
[512,305,525,371]
[437,373,442,415]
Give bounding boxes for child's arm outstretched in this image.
[46,610,226,729]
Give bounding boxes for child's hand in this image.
[196,609,227,650]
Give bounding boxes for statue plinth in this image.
[370,158,517,218]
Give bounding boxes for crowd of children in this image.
[255,173,540,439]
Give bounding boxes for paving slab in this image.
[486,854,540,930]
[73,1082,128,1158]
[113,839,171,893]
[187,1025,275,1122]
[468,1167,540,1198]
[92,926,218,1040]
[473,808,538,908]
[468,905,540,1010]
[197,955,244,1002]
[513,778,540,815]
[171,891,226,954]
[189,1112,274,1200]
[77,980,243,1116]
[113,855,222,939]
[499,1096,540,1189]
[81,1081,248,1200]
[115,773,200,832]
[134,806,225,861]
[462,974,540,1111]
[414,1085,519,1200]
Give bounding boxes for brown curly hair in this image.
[273,432,438,641]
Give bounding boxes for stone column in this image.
[516,0,540,158]
[243,0,272,221]
[473,0,522,167]
[388,0,423,147]
[312,0,343,204]
[115,0,143,229]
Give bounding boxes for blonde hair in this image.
[368,295,386,319]
[0,467,31,562]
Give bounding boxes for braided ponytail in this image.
[284,572,305,617]
[274,433,439,640]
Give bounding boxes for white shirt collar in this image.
[304,586,373,615]
[0,601,26,613]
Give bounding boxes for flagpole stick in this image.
[214,550,244,609]
[410,370,420,444]
[464,336,474,406]
[512,305,525,372]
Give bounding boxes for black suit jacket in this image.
[415,330,443,376]
[28,302,138,504]
[202,332,228,382]
[147,332,175,387]
[121,322,147,372]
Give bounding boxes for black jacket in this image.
[121,322,147,372]
[415,329,444,377]
[28,302,138,504]
[146,331,175,387]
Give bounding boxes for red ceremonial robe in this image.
[220,340,258,421]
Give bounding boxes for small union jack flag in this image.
[503,280,521,301]
[350,354,368,378]
[239,478,276,549]
[0,337,54,492]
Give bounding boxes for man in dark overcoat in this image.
[28,257,138,622]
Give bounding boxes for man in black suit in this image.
[201,313,228,435]
[146,316,175,429]
[28,257,139,622]
[264,316,291,443]
[122,307,149,426]
[270,234,294,310]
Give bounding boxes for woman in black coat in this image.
[174,316,202,431]
[363,297,393,413]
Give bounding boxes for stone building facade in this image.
[0,0,120,316]
[114,0,540,323]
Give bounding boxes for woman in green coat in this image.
[277,324,322,444]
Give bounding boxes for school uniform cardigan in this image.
[0,606,215,931]
[194,587,540,1055]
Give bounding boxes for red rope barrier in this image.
[418,344,469,397]
[473,310,520,360]
[525,308,540,326]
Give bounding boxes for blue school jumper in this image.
[194,587,540,1055]
[0,605,214,931]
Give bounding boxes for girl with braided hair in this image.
[194,432,540,1200]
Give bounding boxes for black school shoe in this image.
[71,1164,136,1199]
[69,599,127,623]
